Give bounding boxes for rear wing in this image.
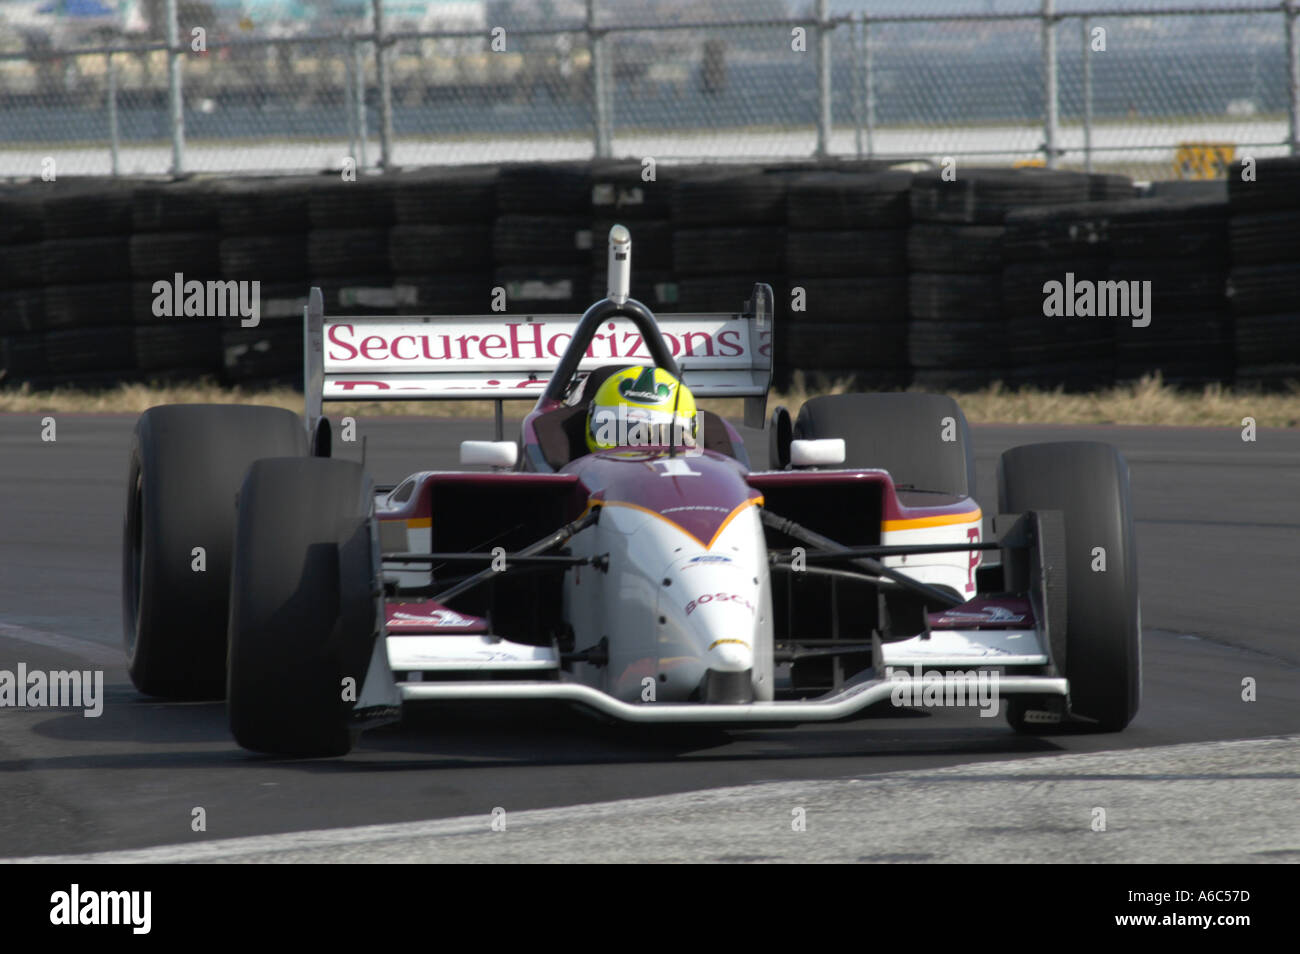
[304,279,775,429]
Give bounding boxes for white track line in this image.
[0,622,122,667]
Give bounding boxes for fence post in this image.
[589,0,612,158]
[1041,0,1059,169]
[344,38,357,167]
[816,0,831,158]
[372,0,393,171]
[864,15,875,159]
[1287,0,1300,155]
[852,15,863,159]
[107,51,121,177]
[354,39,369,172]
[1082,16,1093,172]
[165,0,184,175]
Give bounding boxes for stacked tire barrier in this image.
[784,170,912,390]
[1227,158,1300,387]
[2,160,1298,392]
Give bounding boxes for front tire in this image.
[123,404,306,699]
[998,441,1141,732]
[227,457,380,757]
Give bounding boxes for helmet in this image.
[585,366,698,453]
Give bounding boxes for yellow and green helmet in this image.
[585,366,699,453]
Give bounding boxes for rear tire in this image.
[123,404,306,699]
[998,441,1141,732]
[791,392,975,497]
[227,458,380,757]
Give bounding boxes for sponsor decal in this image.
[325,319,763,367]
[685,592,755,616]
[933,605,1026,625]
[388,608,479,628]
[618,367,673,404]
[686,554,733,565]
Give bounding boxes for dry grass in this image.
[0,373,1297,428]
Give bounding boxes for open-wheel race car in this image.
[122,226,1141,756]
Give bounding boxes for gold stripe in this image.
[708,639,751,650]
[882,508,982,532]
[406,517,432,529]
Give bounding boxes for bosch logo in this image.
[685,592,755,616]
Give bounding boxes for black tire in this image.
[671,169,787,226]
[41,237,129,284]
[227,458,378,756]
[308,228,390,276]
[220,235,310,281]
[907,319,1003,368]
[785,170,914,229]
[393,166,497,225]
[786,229,906,277]
[133,324,221,372]
[908,273,1002,321]
[673,228,784,276]
[123,405,307,699]
[44,326,133,373]
[998,441,1141,732]
[792,392,975,497]
[906,224,1004,274]
[492,215,591,266]
[1229,211,1300,267]
[1107,199,1228,261]
[216,178,313,235]
[389,224,492,273]
[590,160,673,219]
[396,272,494,314]
[0,289,46,333]
[306,178,396,229]
[221,324,303,385]
[132,181,220,233]
[1226,264,1300,315]
[497,162,592,215]
[786,321,905,370]
[494,266,590,313]
[1227,156,1300,213]
[42,282,132,329]
[909,168,1090,224]
[128,232,220,278]
[787,277,907,324]
[1234,313,1300,365]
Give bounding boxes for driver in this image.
[586,366,698,453]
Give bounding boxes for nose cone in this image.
[708,637,753,672]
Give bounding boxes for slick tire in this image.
[227,458,378,757]
[998,441,1141,733]
[123,404,307,699]
[791,392,975,497]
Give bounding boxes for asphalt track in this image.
[1,413,1298,860]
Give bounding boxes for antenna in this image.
[607,224,631,304]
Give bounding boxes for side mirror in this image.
[790,438,845,468]
[460,440,518,468]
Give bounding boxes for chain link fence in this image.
[0,0,1296,178]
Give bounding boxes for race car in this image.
[121,225,1141,756]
